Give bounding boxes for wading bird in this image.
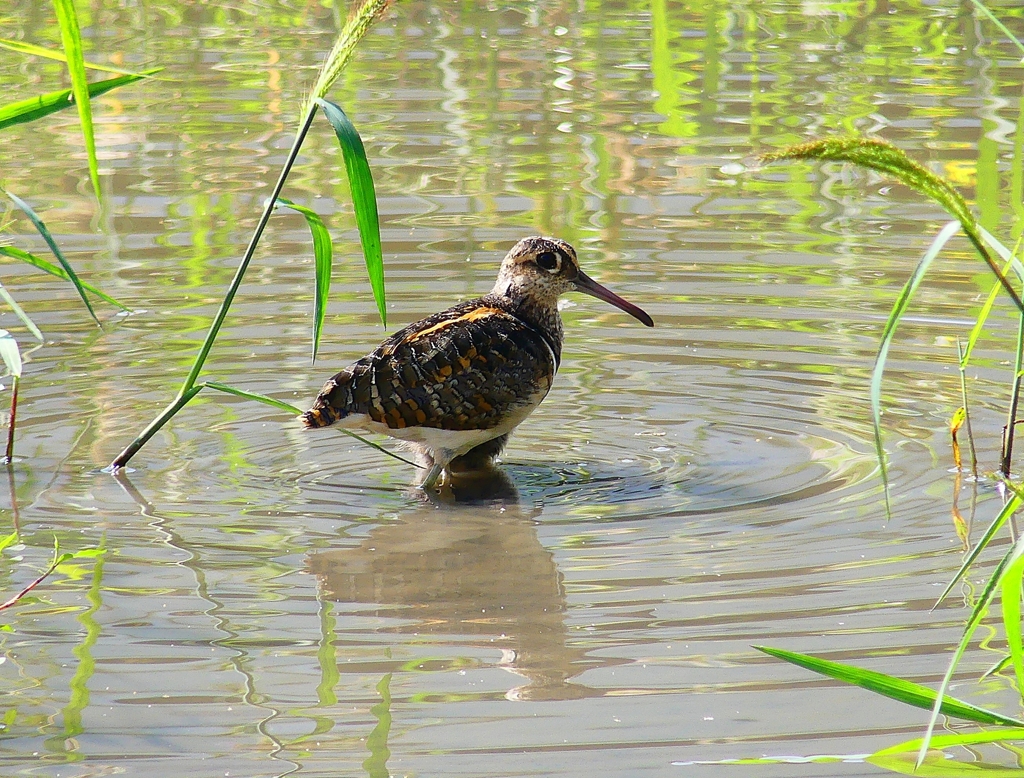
[302,236,654,489]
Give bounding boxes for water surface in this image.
[2,1,1024,775]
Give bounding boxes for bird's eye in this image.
[536,251,560,272]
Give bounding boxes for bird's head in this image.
[492,236,654,327]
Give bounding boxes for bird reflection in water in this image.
[307,466,593,701]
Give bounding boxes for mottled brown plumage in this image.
[302,236,653,490]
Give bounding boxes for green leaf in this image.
[761,136,1024,316]
[0,330,23,379]
[274,198,334,363]
[52,0,99,199]
[754,645,1024,728]
[869,220,961,516]
[0,279,43,341]
[0,245,130,312]
[0,532,18,553]
[0,69,159,132]
[3,190,99,324]
[315,98,386,328]
[0,38,154,78]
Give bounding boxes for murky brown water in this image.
[3,1,1024,775]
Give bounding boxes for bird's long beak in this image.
[573,271,654,327]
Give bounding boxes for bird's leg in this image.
[419,461,445,491]
[417,449,456,491]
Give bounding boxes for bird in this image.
[301,236,654,490]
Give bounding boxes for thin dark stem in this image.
[107,385,204,470]
[4,375,17,464]
[0,554,60,612]
[1001,313,1024,477]
[109,105,319,470]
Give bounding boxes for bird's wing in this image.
[308,302,556,431]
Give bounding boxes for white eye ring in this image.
[536,251,561,273]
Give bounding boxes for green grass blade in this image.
[316,98,386,328]
[0,280,43,341]
[754,645,1024,728]
[203,381,421,468]
[274,198,333,363]
[875,728,1024,757]
[3,190,99,325]
[0,69,158,132]
[969,0,1024,59]
[0,330,23,379]
[0,245,129,311]
[203,381,302,415]
[962,255,1015,368]
[934,489,1022,607]
[762,137,1024,315]
[0,38,153,78]
[870,220,961,515]
[978,227,1024,283]
[52,0,99,200]
[1002,553,1024,697]
[919,534,1024,768]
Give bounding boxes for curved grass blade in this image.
[0,38,155,78]
[0,246,129,311]
[0,280,43,342]
[3,190,99,325]
[933,488,1022,608]
[202,381,421,468]
[754,645,1024,728]
[979,227,1024,286]
[1001,553,1024,697]
[52,0,99,200]
[961,254,1016,368]
[274,198,333,363]
[316,98,386,328]
[762,137,1024,316]
[869,220,961,515]
[0,69,159,132]
[919,533,1024,768]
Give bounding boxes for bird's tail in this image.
[300,400,343,428]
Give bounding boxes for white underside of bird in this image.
[326,383,551,487]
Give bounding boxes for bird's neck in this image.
[487,284,564,356]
